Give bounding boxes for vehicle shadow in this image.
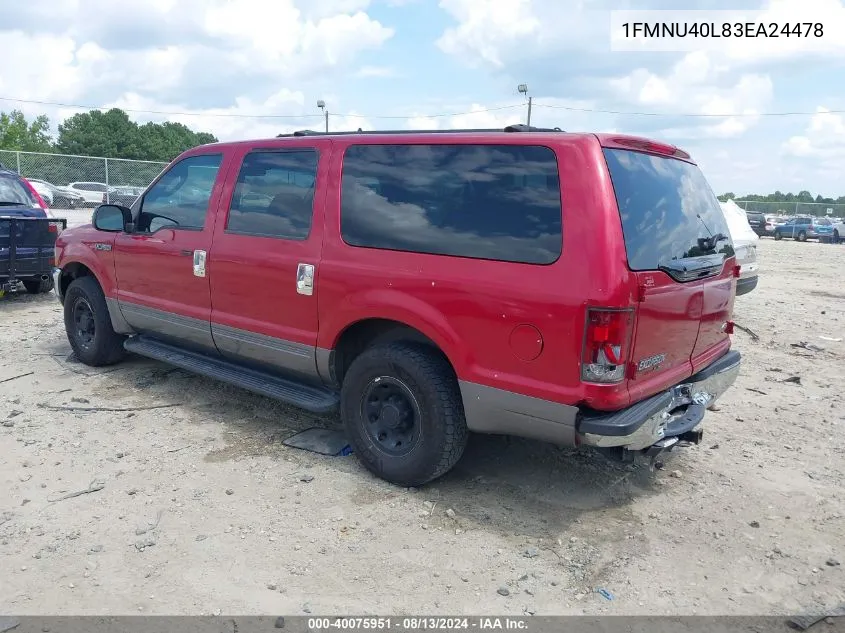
[37,336,667,545]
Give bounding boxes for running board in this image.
[123,336,339,415]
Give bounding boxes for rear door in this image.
[602,146,736,398]
[207,140,328,383]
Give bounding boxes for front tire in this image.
[797,231,807,242]
[774,231,783,241]
[63,276,125,366]
[340,342,469,486]
[22,278,54,294]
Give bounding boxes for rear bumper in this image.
[458,350,741,451]
[736,274,758,296]
[52,267,64,303]
[578,350,741,451]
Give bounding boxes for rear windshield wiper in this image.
[697,232,729,251]
[659,255,725,282]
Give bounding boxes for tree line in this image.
[0,108,217,163]
[719,191,845,205]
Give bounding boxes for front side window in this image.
[139,154,222,232]
[226,150,318,240]
[340,144,562,265]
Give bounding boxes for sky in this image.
[1,0,845,197]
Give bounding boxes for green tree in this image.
[56,108,142,158]
[56,108,217,162]
[136,121,217,162]
[0,109,53,152]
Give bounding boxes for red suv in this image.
[53,126,741,485]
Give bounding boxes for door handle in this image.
[193,250,207,277]
[296,263,314,296]
[179,250,192,256]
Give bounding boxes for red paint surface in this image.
[55,131,735,413]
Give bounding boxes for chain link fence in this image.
[0,149,167,208]
[735,200,845,218]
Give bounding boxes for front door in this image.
[113,151,228,352]
[208,141,329,383]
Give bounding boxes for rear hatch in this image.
[602,142,736,401]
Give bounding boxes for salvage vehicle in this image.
[52,127,742,485]
[720,200,759,296]
[1,168,65,295]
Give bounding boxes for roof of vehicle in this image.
[190,125,696,163]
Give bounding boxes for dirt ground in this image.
[1,237,843,617]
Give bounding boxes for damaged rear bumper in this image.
[577,350,741,455]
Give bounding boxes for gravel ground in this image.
[1,238,843,617]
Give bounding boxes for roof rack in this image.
[276,124,564,138]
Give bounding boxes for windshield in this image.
[603,148,734,272]
[0,175,39,207]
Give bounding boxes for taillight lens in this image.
[581,308,634,384]
[21,178,48,211]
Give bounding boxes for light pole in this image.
[517,84,532,128]
[317,100,328,133]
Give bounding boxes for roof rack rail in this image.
[277,125,564,138]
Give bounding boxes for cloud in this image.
[607,52,774,139]
[783,107,845,159]
[354,66,400,78]
[0,0,393,112]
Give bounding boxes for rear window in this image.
[603,148,734,272]
[0,175,39,208]
[340,144,562,265]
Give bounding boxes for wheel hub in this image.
[361,377,420,456]
[73,299,96,348]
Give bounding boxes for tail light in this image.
[21,178,48,211]
[48,223,58,234]
[609,137,691,160]
[581,308,634,384]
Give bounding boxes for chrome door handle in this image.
[193,250,207,277]
[296,263,314,296]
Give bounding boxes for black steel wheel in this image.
[360,376,422,456]
[341,342,468,486]
[63,276,126,366]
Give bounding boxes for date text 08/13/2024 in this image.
[306,618,529,630]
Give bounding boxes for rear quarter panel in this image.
[317,135,635,408]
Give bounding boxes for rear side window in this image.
[0,175,38,207]
[340,144,562,265]
[603,148,733,272]
[226,150,317,240]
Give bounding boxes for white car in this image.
[66,181,111,206]
[26,179,54,206]
[832,217,845,243]
[720,199,759,296]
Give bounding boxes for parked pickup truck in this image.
[52,126,742,485]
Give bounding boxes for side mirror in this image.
[92,204,132,233]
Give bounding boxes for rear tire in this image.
[774,232,782,241]
[340,342,469,487]
[63,276,125,366]
[835,229,840,244]
[22,278,54,294]
[797,231,807,242]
